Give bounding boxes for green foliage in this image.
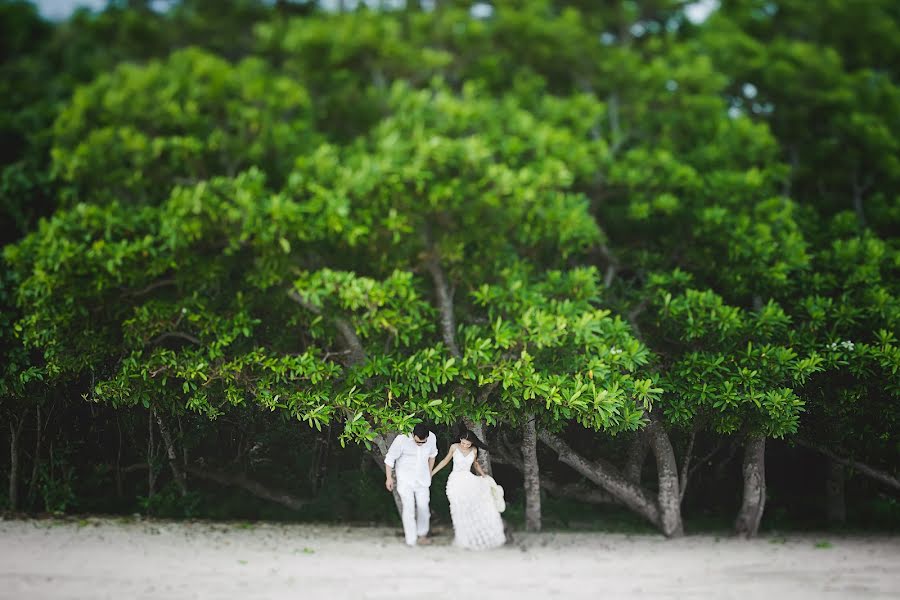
[1,0,898,529]
[52,48,314,205]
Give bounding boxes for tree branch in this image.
[797,440,900,493]
[185,464,310,510]
[124,278,176,298]
[597,244,619,288]
[538,430,660,527]
[287,288,366,365]
[688,439,725,480]
[287,289,399,510]
[151,331,201,346]
[424,249,461,359]
[492,437,616,505]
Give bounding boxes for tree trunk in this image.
[147,412,156,499]
[310,425,331,495]
[424,248,461,360]
[678,425,699,505]
[372,432,403,515]
[178,416,188,474]
[645,420,683,537]
[8,416,25,511]
[624,430,648,485]
[115,416,124,498]
[521,417,541,532]
[825,458,846,526]
[27,405,43,505]
[469,421,493,476]
[539,430,663,531]
[734,435,766,538]
[154,411,187,497]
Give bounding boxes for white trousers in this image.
[396,480,430,545]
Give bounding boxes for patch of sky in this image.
[684,0,719,25]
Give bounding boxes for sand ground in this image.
[0,517,898,599]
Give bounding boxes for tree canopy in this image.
[1,0,898,536]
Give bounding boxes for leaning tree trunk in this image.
[645,420,684,537]
[734,435,767,538]
[538,430,664,532]
[825,458,846,526]
[521,417,541,532]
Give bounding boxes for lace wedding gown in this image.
[445,448,506,550]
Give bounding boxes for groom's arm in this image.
[385,464,395,491]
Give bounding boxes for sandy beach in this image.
[0,518,897,600]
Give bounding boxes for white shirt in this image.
[384,432,438,487]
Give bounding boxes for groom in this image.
[384,423,438,546]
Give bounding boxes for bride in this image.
[430,428,506,549]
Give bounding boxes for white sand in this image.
[0,518,898,599]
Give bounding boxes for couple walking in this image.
[384,424,506,549]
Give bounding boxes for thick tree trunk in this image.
[645,420,684,537]
[825,458,847,526]
[154,411,187,497]
[521,417,541,532]
[539,430,663,531]
[624,430,649,485]
[734,435,766,538]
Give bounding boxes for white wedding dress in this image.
[445,448,506,549]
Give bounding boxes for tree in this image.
[51,48,315,205]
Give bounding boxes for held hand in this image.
[385,477,394,492]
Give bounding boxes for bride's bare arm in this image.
[472,448,486,476]
[431,444,456,476]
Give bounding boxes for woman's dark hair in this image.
[455,424,489,451]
